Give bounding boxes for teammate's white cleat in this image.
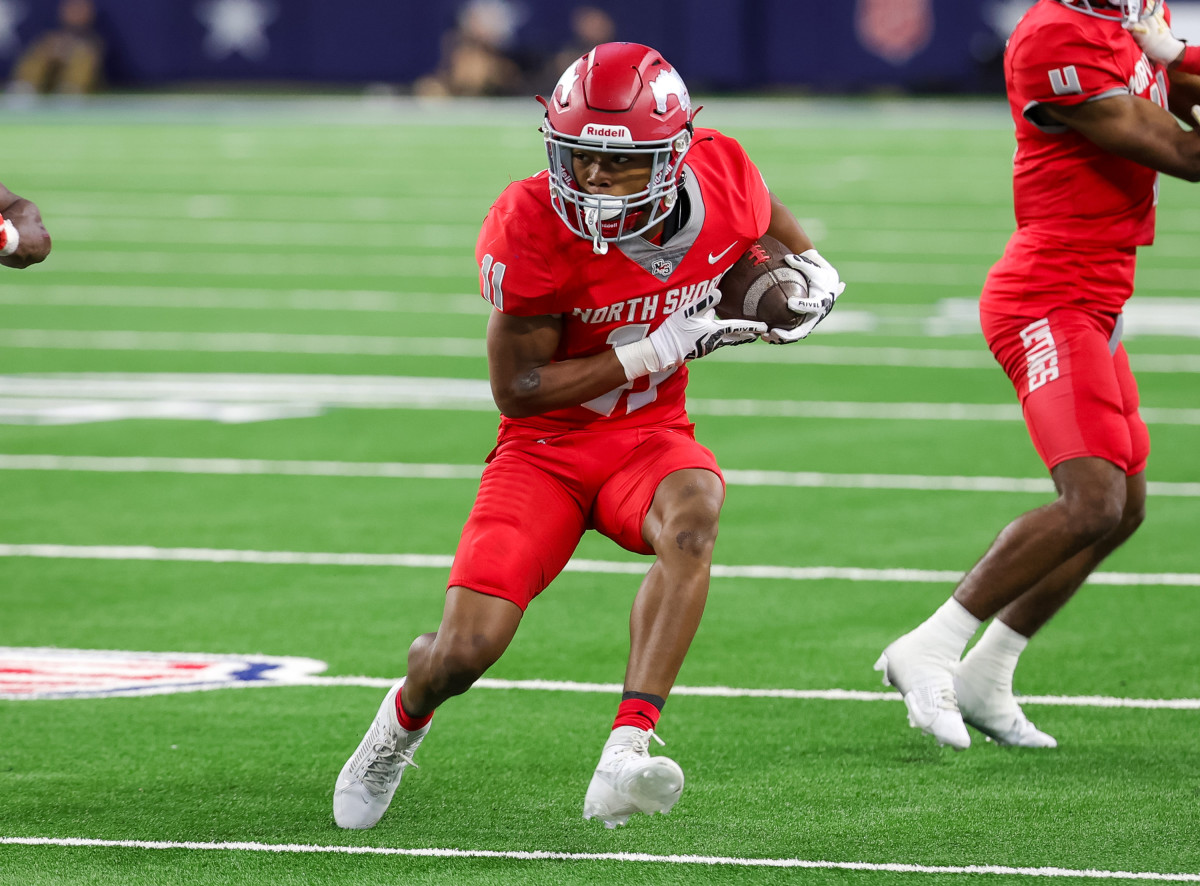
[583,726,685,828]
[954,667,1057,748]
[333,680,431,829]
[875,637,971,751]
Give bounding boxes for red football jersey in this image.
[475,128,772,437]
[1005,0,1171,247]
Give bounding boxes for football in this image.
[715,235,808,330]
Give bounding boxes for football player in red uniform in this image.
[876,0,1200,751]
[333,42,844,830]
[0,183,51,269]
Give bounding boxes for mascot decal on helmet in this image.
[649,67,690,116]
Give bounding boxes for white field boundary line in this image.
[4,454,1200,498]
[1,837,1197,881]
[5,329,1200,373]
[3,544,1199,589]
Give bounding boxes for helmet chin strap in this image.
[583,203,617,255]
[588,219,609,255]
[583,197,647,255]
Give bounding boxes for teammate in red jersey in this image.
[332,42,844,830]
[876,0,1200,751]
[0,183,51,269]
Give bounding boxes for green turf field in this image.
[1,95,1198,886]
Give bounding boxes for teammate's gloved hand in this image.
[762,249,845,344]
[0,212,18,258]
[615,289,766,379]
[1127,10,1186,67]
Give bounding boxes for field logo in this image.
[0,647,328,700]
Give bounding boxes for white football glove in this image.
[1127,10,1186,67]
[762,249,845,344]
[615,289,766,380]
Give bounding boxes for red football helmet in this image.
[1057,0,1156,25]
[538,42,696,254]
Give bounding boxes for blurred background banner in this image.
[0,0,1048,94]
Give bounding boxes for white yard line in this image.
[305,675,1200,711]
[20,247,1200,289]
[3,453,1200,497]
[1,836,1196,880]
[0,285,485,313]
[4,330,1200,371]
[2,372,1200,425]
[3,647,1193,709]
[2,543,1198,588]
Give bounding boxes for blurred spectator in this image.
[544,6,616,78]
[7,0,105,97]
[414,0,525,97]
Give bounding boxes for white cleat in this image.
[583,726,684,829]
[333,680,431,829]
[955,669,1057,748]
[875,640,971,751]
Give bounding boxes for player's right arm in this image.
[0,182,52,269]
[1041,94,1200,182]
[486,309,631,419]
[487,295,763,418]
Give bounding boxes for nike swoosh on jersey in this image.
[708,243,738,264]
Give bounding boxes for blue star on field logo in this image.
[195,0,277,61]
[0,0,26,58]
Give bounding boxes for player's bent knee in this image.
[646,471,724,559]
[1115,497,1146,542]
[1063,492,1125,545]
[651,510,720,560]
[428,635,505,695]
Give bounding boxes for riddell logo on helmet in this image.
[582,124,633,140]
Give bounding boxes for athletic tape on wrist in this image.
[615,337,662,380]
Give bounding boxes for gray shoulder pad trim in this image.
[616,166,705,278]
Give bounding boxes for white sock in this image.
[915,597,982,661]
[959,619,1028,694]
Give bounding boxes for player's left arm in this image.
[1042,93,1200,181]
[0,183,52,269]
[1166,68,1200,127]
[761,190,846,343]
[764,191,815,254]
